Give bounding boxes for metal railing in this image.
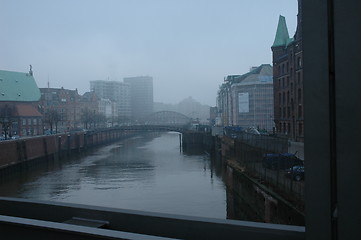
[0,197,305,240]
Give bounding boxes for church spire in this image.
[272,15,291,48]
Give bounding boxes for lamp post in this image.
[253,85,256,128]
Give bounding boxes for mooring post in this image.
[84,132,87,150]
[179,133,182,150]
[58,136,62,159]
[67,134,71,156]
[43,137,48,160]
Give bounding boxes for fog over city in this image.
[0,0,297,106]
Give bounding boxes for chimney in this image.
[29,64,33,76]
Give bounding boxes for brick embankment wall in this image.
[0,129,132,171]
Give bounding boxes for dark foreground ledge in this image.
[0,197,304,240]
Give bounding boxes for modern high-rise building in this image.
[271,0,303,141]
[123,76,153,121]
[90,80,131,119]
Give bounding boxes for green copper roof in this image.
[272,15,292,47]
[0,70,41,102]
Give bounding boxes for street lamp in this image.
[253,85,256,128]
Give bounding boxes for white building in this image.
[90,80,131,119]
[217,64,275,132]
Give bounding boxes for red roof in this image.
[15,104,42,117]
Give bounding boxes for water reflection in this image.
[0,133,228,219]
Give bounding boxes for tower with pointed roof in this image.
[271,0,304,142]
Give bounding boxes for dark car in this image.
[262,153,303,170]
[285,165,305,181]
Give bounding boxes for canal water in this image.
[0,132,229,219]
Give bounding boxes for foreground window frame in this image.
[1,1,360,239]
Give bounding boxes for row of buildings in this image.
[215,1,303,141]
[0,69,154,137]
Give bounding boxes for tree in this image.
[93,113,106,128]
[81,108,107,129]
[45,109,61,134]
[0,104,15,139]
[80,108,93,129]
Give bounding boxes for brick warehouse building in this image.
[39,87,81,132]
[271,0,303,142]
[39,88,101,132]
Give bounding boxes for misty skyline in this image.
[0,0,297,106]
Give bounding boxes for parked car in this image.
[262,153,303,170]
[285,165,305,181]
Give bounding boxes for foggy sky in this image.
[0,0,297,106]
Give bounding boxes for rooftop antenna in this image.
[29,64,33,76]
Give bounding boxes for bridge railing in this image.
[0,197,305,240]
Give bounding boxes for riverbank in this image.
[217,135,305,225]
[0,129,137,177]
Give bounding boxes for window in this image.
[279,93,281,105]
[0,0,316,236]
[0,1,359,239]
[287,107,290,118]
[287,91,290,103]
[287,123,290,134]
[297,71,301,84]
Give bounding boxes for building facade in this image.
[90,80,130,120]
[123,76,153,121]
[0,69,42,137]
[40,87,108,132]
[39,87,81,132]
[271,0,303,141]
[217,64,274,132]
